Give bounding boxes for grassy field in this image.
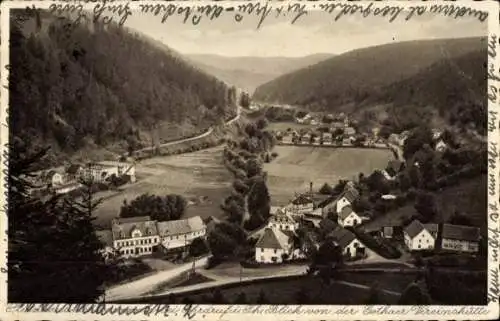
[267,121,320,131]
[93,146,232,227]
[264,146,393,205]
[362,175,487,233]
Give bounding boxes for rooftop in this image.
[442,224,481,242]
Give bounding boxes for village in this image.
[27,109,478,269]
[24,106,484,305]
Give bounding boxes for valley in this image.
[94,146,233,227]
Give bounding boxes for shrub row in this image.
[351,228,402,259]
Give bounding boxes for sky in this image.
[124,4,487,57]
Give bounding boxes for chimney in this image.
[310,182,313,195]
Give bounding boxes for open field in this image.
[264,146,393,205]
[362,175,487,233]
[267,121,320,131]
[135,275,402,304]
[94,146,232,227]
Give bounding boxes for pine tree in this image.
[8,144,109,302]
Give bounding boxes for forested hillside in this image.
[253,37,486,132]
[9,10,237,165]
[373,48,486,134]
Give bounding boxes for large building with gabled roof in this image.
[403,219,436,251]
[441,224,481,253]
[255,227,295,264]
[106,215,206,258]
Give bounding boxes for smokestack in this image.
[310,182,313,195]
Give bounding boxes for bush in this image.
[352,229,402,259]
[205,256,222,270]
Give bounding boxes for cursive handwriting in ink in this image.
[93,0,132,26]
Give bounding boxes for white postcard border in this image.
[0,0,499,320]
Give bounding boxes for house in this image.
[381,226,394,239]
[337,205,362,227]
[288,194,314,215]
[312,135,320,145]
[301,133,311,144]
[96,230,116,261]
[66,164,83,181]
[310,119,319,126]
[344,127,356,137]
[40,170,64,187]
[99,161,136,183]
[255,228,295,263]
[282,134,293,144]
[399,130,410,145]
[435,139,448,152]
[441,224,481,253]
[403,220,436,251]
[331,121,344,129]
[268,210,298,231]
[335,187,360,213]
[431,129,442,140]
[388,133,400,146]
[157,216,207,251]
[83,163,120,183]
[329,226,366,259]
[111,216,160,258]
[322,132,332,144]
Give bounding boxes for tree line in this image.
[9,10,237,166]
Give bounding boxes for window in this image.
[274,249,277,254]
[260,256,264,261]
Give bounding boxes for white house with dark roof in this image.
[287,194,314,215]
[157,216,206,251]
[255,228,295,263]
[441,224,481,253]
[111,216,160,257]
[329,226,366,259]
[335,187,360,213]
[403,220,437,251]
[337,205,362,227]
[268,210,298,232]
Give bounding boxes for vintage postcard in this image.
[0,0,499,320]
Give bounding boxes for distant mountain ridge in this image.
[186,53,334,94]
[252,37,487,133]
[253,37,485,104]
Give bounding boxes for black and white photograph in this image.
[1,0,498,317]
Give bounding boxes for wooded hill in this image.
[9,10,237,165]
[253,37,487,134]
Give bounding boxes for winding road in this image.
[133,107,241,155]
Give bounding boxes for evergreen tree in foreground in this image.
[8,141,108,302]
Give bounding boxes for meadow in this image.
[362,175,487,233]
[93,146,232,227]
[264,146,393,205]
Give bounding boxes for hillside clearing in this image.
[94,146,232,226]
[362,175,487,233]
[264,146,393,205]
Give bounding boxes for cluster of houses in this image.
[29,160,136,196]
[388,128,448,152]
[96,215,207,259]
[401,219,481,253]
[255,175,482,264]
[254,182,370,264]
